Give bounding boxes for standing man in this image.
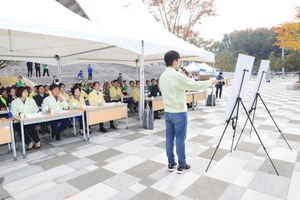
[117,73,123,87]
[43,64,49,77]
[34,62,41,77]
[160,50,217,174]
[26,62,33,77]
[15,76,26,87]
[87,64,93,80]
[215,72,225,99]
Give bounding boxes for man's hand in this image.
[211,79,218,85]
[57,96,63,102]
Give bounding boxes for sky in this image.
[199,0,299,41]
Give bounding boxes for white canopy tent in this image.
[199,63,221,76]
[185,62,207,74]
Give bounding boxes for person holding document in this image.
[11,87,41,150]
[42,84,70,141]
[69,87,86,135]
[160,50,218,174]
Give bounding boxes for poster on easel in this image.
[222,54,255,123]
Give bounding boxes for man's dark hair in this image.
[18,76,22,79]
[15,87,29,98]
[112,80,118,83]
[151,79,155,82]
[146,80,150,84]
[164,50,180,67]
[123,80,126,83]
[50,84,59,91]
[136,81,140,84]
[71,86,81,95]
[58,83,65,89]
[37,85,44,93]
[119,73,122,75]
[129,80,134,84]
[92,81,100,89]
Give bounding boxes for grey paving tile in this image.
[199,123,216,129]
[102,138,130,148]
[125,160,165,179]
[259,159,294,178]
[248,171,290,199]
[130,188,173,200]
[153,130,165,137]
[54,169,89,184]
[67,168,116,191]
[121,133,145,141]
[139,177,157,187]
[41,146,66,155]
[103,173,140,191]
[234,141,261,153]
[38,154,79,170]
[109,189,137,200]
[257,124,276,130]
[188,134,214,143]
[2,165,45,184]
[0,186,10,200]
[154,141,165,149]
[243,159,264,173]
[66,158,97,170]
[58,140,93,150]
[134,146,164,159]
[181,175,230,200]
[199,147,229,161]
[86,149,123,162]
[279,133,300,142]
[218,184,246,200]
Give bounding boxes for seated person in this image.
[52,75,60,85]
[77,71,84,80]
[122,80,128,95]
[89,82,116,132]
[75,83,89,99]
[59,83,70,102]
[11,87,41,150]
[15,76,26,87]
[69,87,87,135]
[150,79,161,97]
[126,80,135,96]
[133,81,161,119]
[30,85,38,97]
[33,85,49,107]
[110,80,123,102]
[42,84,70,141]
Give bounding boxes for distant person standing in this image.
[52,75,59,85]
[15,76,26,87]
[215,72,225,99]
[87,64,93,80]
[43,64,49,77]
[117,73,123,87]
[26,62,33,77]
[34,62,41,77]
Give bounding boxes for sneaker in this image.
[177,164,191,174]
[168,162,177,172]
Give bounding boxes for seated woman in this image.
[11,87,41,150]
[88,82,116,132]
[69,87,87,135]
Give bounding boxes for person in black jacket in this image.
[150,79,161,119]
[33,85,49,106]
[26,62,33,77]
[34,63,41,77]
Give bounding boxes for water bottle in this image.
[98,99,102,106]
[8,103,11,111]
[73,103,77,110]
[44,106,49,114]
[7,103,12,119]
[157,92,160,97]
[121,96,124,103]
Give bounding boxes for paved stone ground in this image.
[0,77,300,200]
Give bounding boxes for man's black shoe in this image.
[100,127,107,132]
[56,134,60,141]
[110,124,117,129]
[154,115,161,119]
[177,164,191,174]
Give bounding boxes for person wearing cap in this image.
[16,76,26,87]
[216,72,225,99]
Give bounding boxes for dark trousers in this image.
[43,69,49,77]
[49,118,71,135]
[88,73,92,80]
[14,123,40,145]
[36,68,41,77]
[27,68,32,77]
[216,85,223,98]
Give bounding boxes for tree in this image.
[273,7,300,51]
[142,0,216,40]
[0,60,20,69]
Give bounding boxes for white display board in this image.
[223,54,255,123]
[247,60,270,112]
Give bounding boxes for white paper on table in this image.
[25,113,43,118]
[54,110,71,114]
[106,102,118,105]
[83,106,98,109]
[0,111,8,114]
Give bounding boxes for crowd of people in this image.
[0,73,163,151]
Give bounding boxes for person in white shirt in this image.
[42,84,70,141]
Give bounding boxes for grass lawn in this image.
[0,77,34,87]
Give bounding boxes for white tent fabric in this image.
[199,63,221,75]
[76,0,215,65]
[185,62,207,74]
[0,0,141,66]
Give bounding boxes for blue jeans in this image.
[165,112,187,167]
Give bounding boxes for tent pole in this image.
[139,41,145,127]
[55,55,62,83]
[8,30,13,52]
[135,59,139,80]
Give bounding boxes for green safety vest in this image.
[0,97,7,108]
